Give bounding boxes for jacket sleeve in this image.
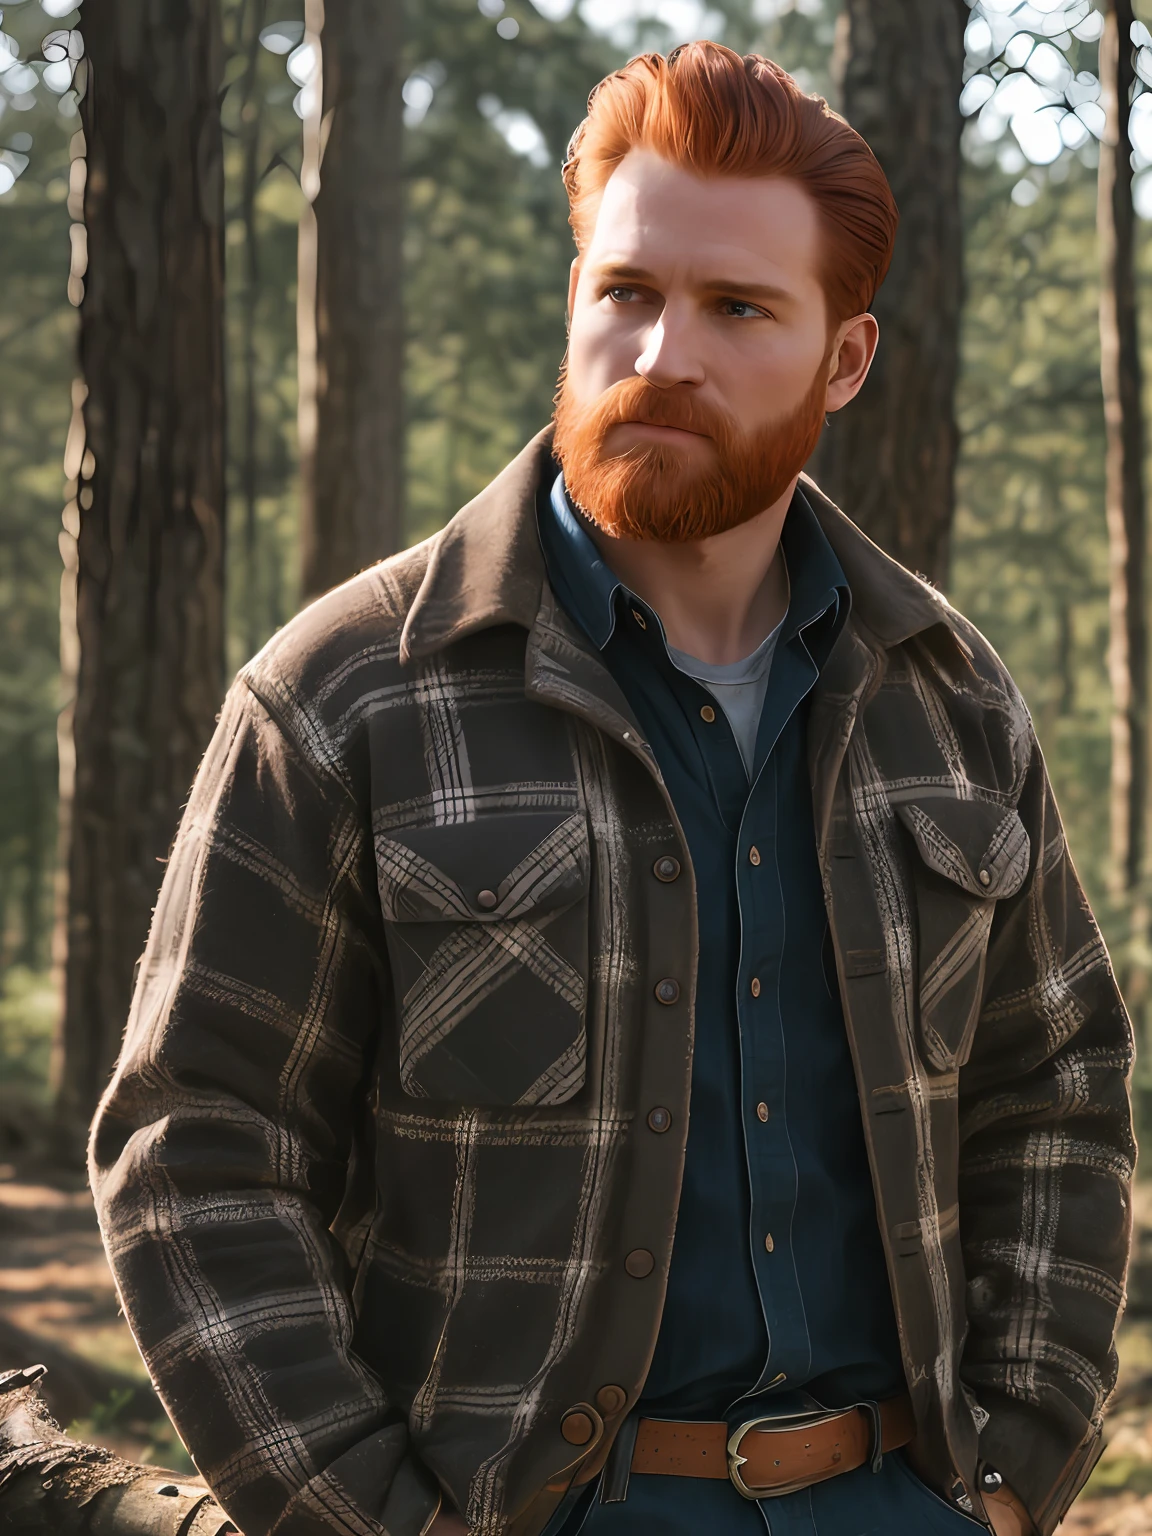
[89,677,441,1536]
[957,730,1135,1536]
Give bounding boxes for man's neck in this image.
[583,478,796,666]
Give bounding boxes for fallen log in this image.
[0,1365,237,1535]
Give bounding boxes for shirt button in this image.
[748,846,761,866]
[631,609,648,631]
[625,1248,655,1278]
[653,856,681,882]
[647,1106,672,1133]
[756,1102,769,1122]
[476,889,499,910]
[654,977,681,1005]
[750,977,761,998]
[596,1384,628,1417]
[764,1233,775,1253]
[700,704,716,723]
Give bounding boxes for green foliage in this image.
[0,119,72,979]
[67,1386,198,1475]
[0,965,56,1099]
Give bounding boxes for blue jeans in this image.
[547,1452,986,1536]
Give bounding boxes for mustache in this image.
[573,375,738,446]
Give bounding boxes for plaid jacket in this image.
[90,430,1134,1536]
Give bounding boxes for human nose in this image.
[634,307,705,389]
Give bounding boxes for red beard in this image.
[552,363,829,543]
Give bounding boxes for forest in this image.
[2,0,1152,1531]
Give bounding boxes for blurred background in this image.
[1,0,1151,1528]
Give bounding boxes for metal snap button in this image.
[654,978,681,1005]
[477,889,499,910]
[653,855,681,882]
[647,1107,672,1133]
[561,1410,595,1445]
[625,1248,655,1278]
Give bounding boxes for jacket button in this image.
[647,1107,671,1133]
[561,1410,595,1445]
[764,1233,775,1253]
[625,1248,655,1278]
[477,889,499,910]
[750,977,761,998]
[978,868,991,887]
[653,856,681,882]
[749,846,761,866]
[596,1384,627,1416]
[655,978,681,1005]
[756,1102,769,1122]
[700,705,716,723]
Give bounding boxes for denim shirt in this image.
[537,475,982,1536]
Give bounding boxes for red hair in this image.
[562,42,898,324]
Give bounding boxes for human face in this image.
[556,150,876,540]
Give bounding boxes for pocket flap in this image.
[893,796,1030,901]
[376,811,589,923]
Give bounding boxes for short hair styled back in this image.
[562,41,899,324]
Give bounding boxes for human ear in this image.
[824,312,879,413]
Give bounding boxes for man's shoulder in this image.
[874,592,1035,802]
[910,592,1027,712]
[237,536,439,771]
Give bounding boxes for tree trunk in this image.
[298,0,405,602]
[238,0,268,662]
[1098,0,1148,925]
[53,0,226,1141]
[814,0,967,586]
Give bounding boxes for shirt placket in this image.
[732,634,822,1402]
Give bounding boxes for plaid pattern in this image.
[90,432,1133,1536]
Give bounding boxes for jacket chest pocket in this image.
[374,810,590,1106]
[894,795,1030,1072]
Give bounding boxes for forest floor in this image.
[3,1146,1152,1531]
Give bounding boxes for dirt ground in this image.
[3,1156,1152,1531]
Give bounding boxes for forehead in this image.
[584,149,821,289]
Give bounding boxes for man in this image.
[90,42,1133,1536]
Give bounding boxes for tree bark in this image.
[53,0,226,1139]
[237,0,268,662]
[1098,0,1148,920]
[298,0,405,602]
[814,0,967,586]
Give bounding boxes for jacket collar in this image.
[400,426,949,664]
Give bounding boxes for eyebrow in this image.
[594,262,795,305]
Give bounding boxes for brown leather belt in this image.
[630,1394,915,1500]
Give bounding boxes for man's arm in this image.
[957,733,1135,1536]
[89,679,441,1536]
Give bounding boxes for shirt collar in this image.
[538,471,850,660]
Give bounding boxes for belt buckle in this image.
[726,1407,846,1501]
